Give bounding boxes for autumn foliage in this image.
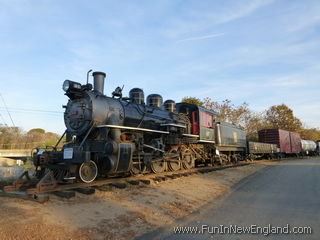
[265,104,302,132]
[0,126,60,149]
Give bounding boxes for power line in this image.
[0,110,62,117]
[0,107,62,114]
[0,93,15,126]
[0,112,7,126]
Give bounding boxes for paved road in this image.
[136,158,320,240]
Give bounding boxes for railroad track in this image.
[0,162,252,203]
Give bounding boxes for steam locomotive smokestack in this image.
[92,71,106,94]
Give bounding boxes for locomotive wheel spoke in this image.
[78,160,98,183]
[131,161,146,175]
[150,158,166,173]
[182,149,195,169]
[167,149,181,171]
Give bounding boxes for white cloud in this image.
[218,39,320,70]
[264,76,307,88]
[176,33,225,43]
[163,0,275,38]
[283,1,320,32]
[204,0,275,25]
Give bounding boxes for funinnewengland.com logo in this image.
[173,224,312,236]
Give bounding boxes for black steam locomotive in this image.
[33,71,250,183]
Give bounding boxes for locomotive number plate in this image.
[63,148,73,159]
[37,149,45,155]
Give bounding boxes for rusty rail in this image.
[3,171,33,191]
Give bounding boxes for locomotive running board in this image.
[97,124,169,134]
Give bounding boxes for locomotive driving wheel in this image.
[78,160,98,183]
[167,149,181,171]
[150,158,166,173]
[131,161,146,175]
[181,149,195,169]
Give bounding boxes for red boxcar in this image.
[289,132,302,153]
[258,129,301,154]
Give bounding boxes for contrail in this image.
[177,33,225,43]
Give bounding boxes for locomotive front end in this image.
[63,71,108,137]
[34,71,114,181]
[64,93,93,136]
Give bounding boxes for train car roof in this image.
[215,121,245,130]
[176,102,218,115]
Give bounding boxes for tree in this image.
[0,126,62,149]
[28,128,45,135]
[265,104,302,132]
[243,112,268,141]
[43,132,60,147]
[203,97,250,127]
[181,97,204,106]
[26,128,46,144]
[0,126,23,149]
[299,128,320,141]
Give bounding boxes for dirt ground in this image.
[0,162,269,240]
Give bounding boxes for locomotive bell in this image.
[93,71,106,94]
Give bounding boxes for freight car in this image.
[301,140,317,156]
[258,129,301,157]
[247,142,278,160]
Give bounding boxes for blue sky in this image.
[0,0,319,134]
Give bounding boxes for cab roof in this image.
[176,102,218,115]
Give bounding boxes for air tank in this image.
[164,100,176,112]
[129,88,145,104]
[147,94,163,108]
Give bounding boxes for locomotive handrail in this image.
[97,124,169,134]
[198,140,215,143]
[79,125,95,149]
[182,134,199,138]
[160,123,186,128]
[54,130,66,149]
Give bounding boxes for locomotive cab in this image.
[176,103,217,142]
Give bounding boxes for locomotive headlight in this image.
[62,80,82,92]
[62,80,70,92]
